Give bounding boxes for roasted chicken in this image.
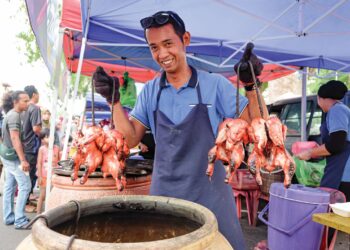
[70,125,130,189]
[207,118,249,182]
[208,116,295,188]
[247,118,268,185]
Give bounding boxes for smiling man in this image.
[93,11,268,249]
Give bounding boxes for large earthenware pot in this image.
[46,159,152,210]
[17,195,232,250]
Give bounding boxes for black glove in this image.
[93,66,120,103]
[234,43,263,84]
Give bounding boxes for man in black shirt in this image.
[21,85,42,198]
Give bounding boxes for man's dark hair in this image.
[11,90,27,103]
[141,11,186,42]
[1,91,14,113]
[24,85,38,99]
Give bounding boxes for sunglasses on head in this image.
[140,12,183,30]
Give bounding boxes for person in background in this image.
[40,108,60,147]
[138,129,155,160]
[36,128,61,214]
[41,108,51,129]
[1,91,14,115]
[296,80,350,201]
[93,11,268,249]
[0,91,31,229]
[0,91,14,198]
[22,85,41,201]
[70,115,80,139]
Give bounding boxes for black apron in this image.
[151,68,246,249]
[320,112,350,189]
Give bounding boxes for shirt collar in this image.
[159,65,198,88]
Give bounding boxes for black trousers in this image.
[339,181,350,202]
[25,153,38,196]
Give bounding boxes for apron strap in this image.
[196,82,203,104]
[154,66,202,134]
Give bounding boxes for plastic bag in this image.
[119,73,137,109]
[293,157,326,187]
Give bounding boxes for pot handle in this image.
[258,203,323,236]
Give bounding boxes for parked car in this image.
[268,91,350,152]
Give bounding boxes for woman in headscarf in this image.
[296,80,350,201]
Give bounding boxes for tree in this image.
[15,2,90,97]
[307,68,350,94]
[15,2,41,64]
[70,74,91,98]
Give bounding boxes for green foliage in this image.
[16,31,41,63]
[15,2,41,64]
[260,82,268,92]
[307,69,350,94]
[70,74,91,97]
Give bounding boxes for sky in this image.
[0,0,144,115]
[0,1,51,102]
[0,0,89,115]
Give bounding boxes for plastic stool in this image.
[233,189,252,225]
[317,187,346,250]
[250,190,269,226]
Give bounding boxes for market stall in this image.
[22,0,350,249]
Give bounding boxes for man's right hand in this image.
[93,66,120,104]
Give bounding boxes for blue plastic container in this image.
[259,183,330,250]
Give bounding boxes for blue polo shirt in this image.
[327,102,350,182]
[130,68,248,138]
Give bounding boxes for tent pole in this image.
[217,1,295,36]
[301,67,308,141]
[60,70,71,160]
[62,3,91,160]
[44,90,58,211]
[61,36,88,160]
[303,0,347,33]
[88,45,156,71]
[219,1,297,67]
[298,0,305,35]
[90,20,145,42]
[44,28,64,211]
[186,54,222,68]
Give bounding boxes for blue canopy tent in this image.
[85,92,133,124]
[84,92,110,124]
[85,92,110,111]
[63,0,350,74]
[64,0,350,140]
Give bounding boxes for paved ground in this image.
[0,191,349,249]
[0,193,37,250]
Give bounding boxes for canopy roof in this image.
[59,0,350,78]
[60,0,308,82]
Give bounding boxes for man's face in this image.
[16,93,30,111]
[146,23,190,74]
[33,92,39,103]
